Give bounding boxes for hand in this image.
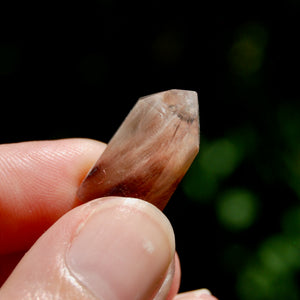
[0,139,217,299]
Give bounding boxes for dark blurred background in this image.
[1,1,300,299]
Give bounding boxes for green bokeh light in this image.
[258,235,300,274]
[229,23,268,77]
[216,189,259,231]
[237,234,300,300]
[199,138,242,178]
[182,129,257,203]
[237,262,299,300]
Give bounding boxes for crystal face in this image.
[77,89,200,210]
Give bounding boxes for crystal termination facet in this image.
[77,89,200,210]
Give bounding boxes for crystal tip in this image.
[161,89,198,124]
[140,89,198,123]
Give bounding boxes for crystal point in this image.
[77,89,200,210]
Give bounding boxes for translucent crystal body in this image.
[77,89,199,210]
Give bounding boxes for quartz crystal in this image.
[77,89,199,210]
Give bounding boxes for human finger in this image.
[0,138,105,254]
[174,289,218,300]
[1,197,175,300]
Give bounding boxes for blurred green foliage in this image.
[182,19,300,300]
[237,234,300,300]
[183,116,300,298]
[216,188,259,231]
[183,127,257,201]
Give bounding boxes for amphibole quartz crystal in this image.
[77,89,200,210]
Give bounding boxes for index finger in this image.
[0,138,105,254]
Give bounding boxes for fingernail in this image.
[175,289,218,300]
[153,255,175,300]
[66,197,175,300]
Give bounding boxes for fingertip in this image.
[0,138,106,254]
[1,197,176,300]
[175,289,218,300]
[67,197,175,300]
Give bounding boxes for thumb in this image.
[0,197,175,300]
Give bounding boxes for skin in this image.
[0,138,217,300]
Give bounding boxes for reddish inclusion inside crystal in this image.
[77,89,199,210]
